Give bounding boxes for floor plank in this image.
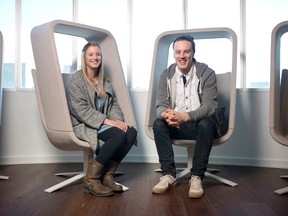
[0,163,287,216]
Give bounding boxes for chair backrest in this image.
[145,28,237,146]
[32,69,90,150]
[0,31,3,126]
[31,20,136,150]
[280,69,288,135]
[31,20,136,128]
[31,20,137,151]
[270,20,288,146]
[215,72,231,124]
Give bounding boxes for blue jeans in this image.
[153,117,216,179]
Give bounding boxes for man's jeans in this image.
[153,117,216,179]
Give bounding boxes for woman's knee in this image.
[126,126,137,144]
[118,131,126,142]
[128,126,137,138]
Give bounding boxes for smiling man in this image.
[152,35,222,198]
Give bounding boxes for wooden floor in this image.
[0,163,287,216]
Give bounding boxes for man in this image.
[152,35,222,198]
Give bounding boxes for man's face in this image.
[173,40,194,74]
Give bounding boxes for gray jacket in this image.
[156,61,226,137]
[156,61,218,121]
[66,70,124,152]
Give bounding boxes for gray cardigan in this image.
[66,70,124,152]
[156,61,218,122]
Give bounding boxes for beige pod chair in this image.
[145,28,238,187]
[270,20,288,195]
[31,20,137,193]
[0,31,9,180]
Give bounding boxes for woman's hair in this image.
[81,41,105,98]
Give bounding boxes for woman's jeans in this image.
[153,117,216,179]
[97,126,137,166]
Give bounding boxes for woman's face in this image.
[85,45,102,71]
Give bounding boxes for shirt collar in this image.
[176,65,193,79]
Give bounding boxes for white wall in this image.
[0,89,287,168]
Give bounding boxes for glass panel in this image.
[0,0,15,88]
[78,0,128,81]
[187,0,239,31]
[187,0,240,87]
[55,34,87,73]
[21,0,72,88]
[281,32,288,71]
[246,0,288,88]
[55,34,74,73]
[168,38,232,75]
[132,0,184,89]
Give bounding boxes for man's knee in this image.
[197,117,216,132]
[153,118,167,130]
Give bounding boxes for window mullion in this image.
[240,0,246,89]
[183,0,188,29]
[127,0,133,89]
[72,0,78,72]
[15,0,21,88]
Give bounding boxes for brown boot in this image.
[83,159,113,197]
[102,161,123,192]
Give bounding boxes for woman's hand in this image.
[114,120,131,132]
[104,118,131,132]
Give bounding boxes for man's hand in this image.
[161,109,190,128]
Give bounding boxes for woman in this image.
[67,41,137,197]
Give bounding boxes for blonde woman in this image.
[67,42,137,197]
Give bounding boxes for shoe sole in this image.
[188,192,204,198]
[83,188,114,197]
[152,182,177,194]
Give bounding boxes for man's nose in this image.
[179,52,185,57]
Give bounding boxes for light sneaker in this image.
[152,174,177,194]
[188,175,204,198]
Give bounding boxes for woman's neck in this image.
[87,68,98,81]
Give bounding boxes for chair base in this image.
[55,171,125,177]
[154,167,238,187]
[45,171,127,193]
[274,175,288,195]
[45,172,85,193]
[0,175,9,180]
[205,171,238,187]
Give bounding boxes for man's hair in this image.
[172,35,195,53]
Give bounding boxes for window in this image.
[21,0,72,88]
[78,0,128,79]
[187,0,240,86]
[1,0,288,90]
[246,0,288,88]
[281,33,288,71]
[131,0,184,89]
[0,0,72,89]
[0,0,15,88]
[54,34,75,74]
[167,38,233,76]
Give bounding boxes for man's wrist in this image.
[183,112,190,122]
